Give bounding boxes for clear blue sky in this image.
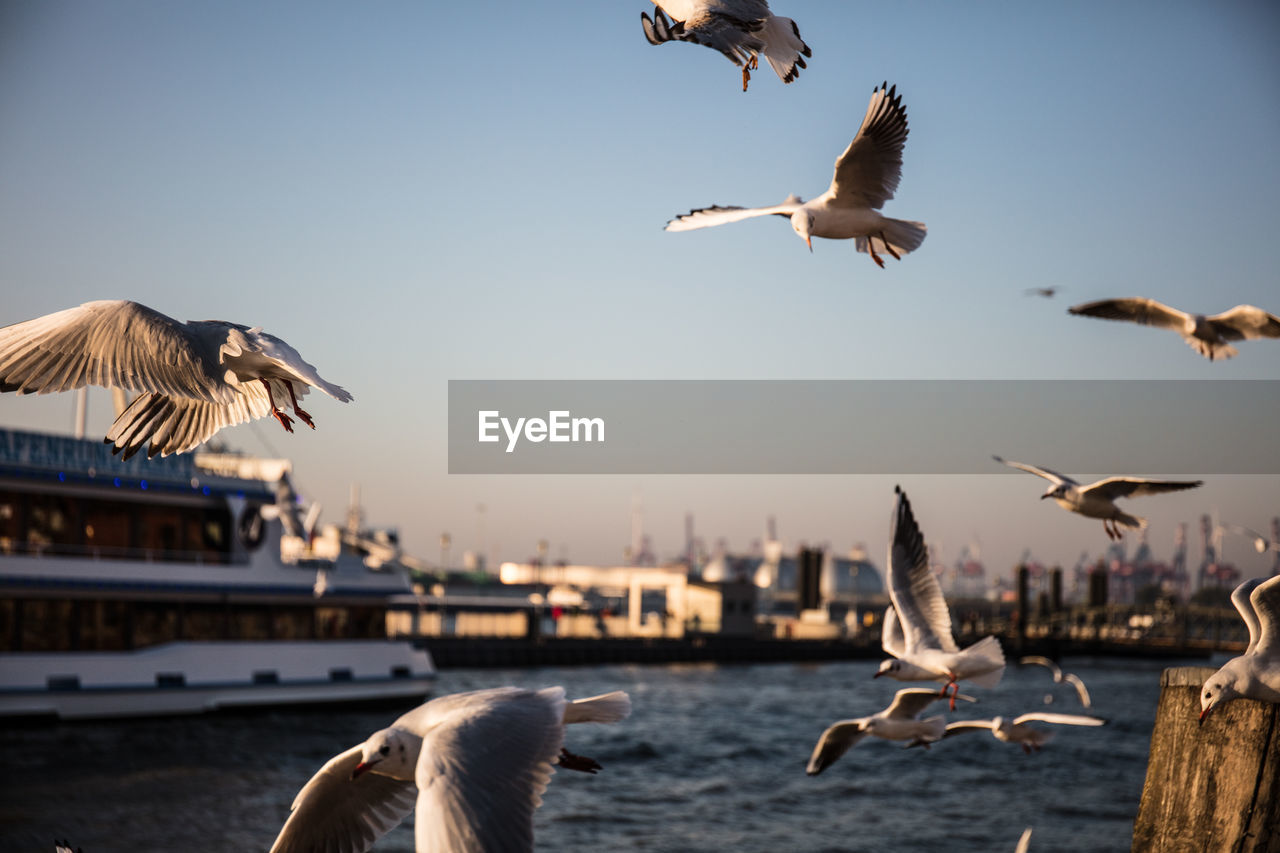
[1,1,1277,579]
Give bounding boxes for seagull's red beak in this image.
[1198,707,1211,726]
[873,670,884,678]
[351,760,373,779]
[805,235,812,252]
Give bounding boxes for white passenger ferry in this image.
[0,427,435,720]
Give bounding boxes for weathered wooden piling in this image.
[1132,666,1280,852]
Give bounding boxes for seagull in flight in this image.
[640,1,810,91]
[1068,297,1280,361]
[270,687,631,853]
[1019,656,1093,708]
[0,300,352,459]
[665,82,927,267]
[1200,576,1280,724]
[993,456,1203,541]
[930,711,1107,754]
[877,487,1005,709]
[806,687,971,775]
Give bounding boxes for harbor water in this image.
[1,657,1184,852]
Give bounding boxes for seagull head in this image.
[352,727,416,780]
[874,659,900,679]
[789,210,815,252]
[1041,484,1066,501]
[1198,673,1238,726]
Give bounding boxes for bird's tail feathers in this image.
[563,691,631,724]
[919,715,946,742]
[960,635,1006,688]
[858,219,928,258]
[1186,337,1238,361]
[760,16,811,83]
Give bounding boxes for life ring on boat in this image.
[238,502,265,550]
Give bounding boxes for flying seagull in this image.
[1200,576,1280,724]
[640,1,810,91]
[1024,286,1061,299]
[1068,297,1280,361]
[1020,655,1093,708]
[993,456,1202,541]
[270,687,631,853]
[805,687,971,775]
[665,82,927,267]
[930,711,1107,754]
[0,300,352,459]
[877,487,1005,708]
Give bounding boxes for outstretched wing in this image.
[1082,477,1202,500]
[1249,575,1280,659]
[415,689,565,853]
[940,719,997,739]
[1062,673,1093,708]
[887,487,957,653]
[828,83,910,210]
[1207,305,1280,342]
[1019,655,1063,682]
[1068,297,1191,331]
[269,744,418,853]
[881,605,906,658]
[0,300,233,402]
[1010,712,1106,727]
[665,196,804,232]
[882,688,948,720]
[104,383,276,460]
[1232,578,1265,655]
[806,719,868,775]
[993,456,1077,487]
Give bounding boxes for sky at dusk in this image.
[1,1,1278,582]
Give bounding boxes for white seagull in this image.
[876,487,1005,709]
[993,456,1203,541]
[1068,297,1280,361]
[665,82,927,267]
[806,687,970,775]
[640,1,810,91]
[935,711,1107,754]
[0,300,352,459]
[269,686,631,853]
[1221,522,1280,555]
[1019,655,1093,708]
[1200,576,1280,724]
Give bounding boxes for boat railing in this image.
[0,539,236,566]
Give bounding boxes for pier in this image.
[1134,667,1280,852]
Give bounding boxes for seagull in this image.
[1200,576,1280,724]
[1024,286,1061,299]
[933,711,1107,754]
[1222,523,1280,554]
[1019,656,1093,708]
[269,687,631,853]
[665,82,927,267]
[640,1,810,92]
[0,300,352,459]
[877,487,1005,709]
[1067,297,1280,361]
[993,456,1203,541]
[805,687,971,775]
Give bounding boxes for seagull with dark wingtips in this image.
[1068,297,1280,361]
[640,1,810,91]
[994,455,1202,541]
[0,300,352,459]
[665,83,926,267]
[1200,576,1280,724]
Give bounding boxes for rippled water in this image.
[0,656,1191,852]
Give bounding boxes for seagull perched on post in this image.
[993,456,1202,541]
[665,82,927,267]
[0,300,352,459]
[1067,297,1280,361]
[877,487,1005,709]
[640,1,810,91]
[1200,576,1280,724]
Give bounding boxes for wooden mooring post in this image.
[1132,667,1280,852]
